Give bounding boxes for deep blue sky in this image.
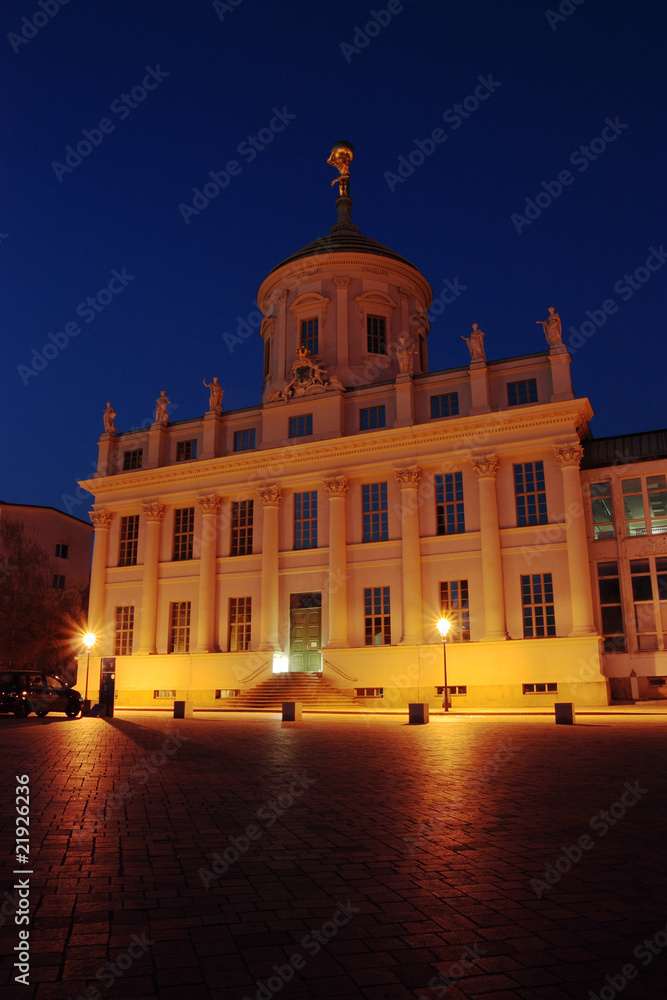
[3,0,665,516]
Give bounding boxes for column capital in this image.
[323,476,349,498]
[257,485,282,507]
[554,443,584,469]
[333,275,350,288]
[197,494,222,514]
[394,467,421,489]
[141,502,166,522]
[472,456,499,480]
[90,510,113,529]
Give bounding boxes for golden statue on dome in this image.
[327,141,354,196]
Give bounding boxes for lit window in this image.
[590,482,615,539]
[366,315,386,354]
[364,587,391,645]
[119,515,139,567]
[430,393,459,418]
[360,406,386,430]
[114,606,134,655]
[294,491,317,550]
[231,500,253,556]
[623,475,667,537]
[301,318,318,354]
[176,439,197,462]
[289,414,313,438]
[440,580,470,641]
[168,602,191,653]
[55,543,69,559]
[234,428,256,451]
[507,380,538,406]
[597,561,625,652]
[514,461,548,526]
[228,597,252,651]
[629,558,665,651]
[172,508,194,561]
[362,483,388,542]
[435,472,465,535]
[123,449,142,471]
[521,573,555,637]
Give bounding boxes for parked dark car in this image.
[0,671,83,718]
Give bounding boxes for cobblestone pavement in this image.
[1,711,667,1000]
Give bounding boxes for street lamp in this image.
[82,632,96,710]
[436,618,451,712]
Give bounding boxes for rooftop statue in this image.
[103,401,117,435]
[155,390,170,426]
[327,141,354,197]
[203,376,223,413]
[462,323,486,363]
[397,333,416,375]
[537,307,563,348]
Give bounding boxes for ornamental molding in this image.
[394,467,422,488]
[197,494,222,514]
[323,476,350,498]
[333,275,350,288]
[266,346,343,402]
[90,510,113,528]
[472,456,499,480]
[141,502,165,522]
[554,443,584,469]
[257,485,283,507]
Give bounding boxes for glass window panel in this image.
[635,604,656,631]
[638,634,659,650]
[647,475,667,491]
[631,577,653,601]
[601,606,624,634]
[599,579,621,604]
[660,603,667,632]
[597,561,619,577]
[622,479,642,494]
[623,494,645,520]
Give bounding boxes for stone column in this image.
[323,476,350,648]
[554,444,597,636]
[137,502,165,655]
[257,486,282,651]
[395,467,424,644]
[472,457,507,640]
[88,510,113,636]
[195,495,221,653]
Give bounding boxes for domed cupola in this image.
[257,142,433,402]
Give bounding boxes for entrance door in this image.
[289,593,322,671]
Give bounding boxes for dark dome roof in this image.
[270,195,418,273]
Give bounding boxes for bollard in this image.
[408,703,429,725]
[282,701,302,721]
[173,700,194,719]
[554,702,575,725]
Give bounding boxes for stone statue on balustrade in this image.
[203,376,223,413]
[155,390,170,426]
[462,323,486,363]
[103,402,117,435]
[536,307,563,348]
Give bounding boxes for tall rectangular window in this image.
[173,507,194,561]
[123,449,142,471]
[300,318,318,354]
[430,393,459,418]
[55,543,69,559]
[366,315,386,354]
[521,573,555,637]
[435,472,465,535]
[231,500,253,556]
[514,461,547,526]
[114,606,134,655]
[294,491,318,550]
[176,439,197,462]
[234,428,256,451]
[597,562,625,652]
[440,580,470,641]
[360,406,386,430]
[507,380,538,406]
[263,338,271,379]
[623,475,667,537]
[364,586,391,645]
[228,597,252,652]
[629,556,667,651]
[53,575,66,589]
[168,602,191,653]
[289,414,313,438]
[119,515,139,567]
[362,482,388,542]
[590,482,615,540]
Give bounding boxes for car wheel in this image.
[35,709,49,718]
[65,700,81,719]
[14,701,31,718]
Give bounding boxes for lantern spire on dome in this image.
[327,140,360,235]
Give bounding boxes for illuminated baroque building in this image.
[79,143,667,709]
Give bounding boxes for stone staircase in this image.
[223,672,358,712]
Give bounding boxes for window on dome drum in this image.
[360,406,386,430]
[301,318,318,354]
[176,439,197,462]
[439,580,470,641]
[435,472,465,535]
[521,573,555,637]
[366,315,386,354]
[172,507,194,561]
[119,514,139,566]
[622,475,667,536]
[630,557,667,651]
[114,605,134,655]
[53,575,66,589]
[507,379,538,406]
[294,491,317,550]
[122,448,142,471]
[364,586,391,645]
[597,561,625,652]
[362,482,388,542]
[228,597,252,651]
[168,601,191,653]
[263,339,271,379]
[55,543,69,559]
[289,414,313,438]
[514,461,548,526]
[430,393,459,419]
[234,428,256,451]
[590,482,615,539]
[231,500,253,555]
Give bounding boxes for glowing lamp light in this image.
[436,617,451,639]
[83,632,96,650]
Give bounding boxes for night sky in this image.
[3,0,665,517]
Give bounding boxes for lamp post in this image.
[82,632,96,712]
[436,618,451,712]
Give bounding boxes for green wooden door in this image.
[289,606,322,671]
